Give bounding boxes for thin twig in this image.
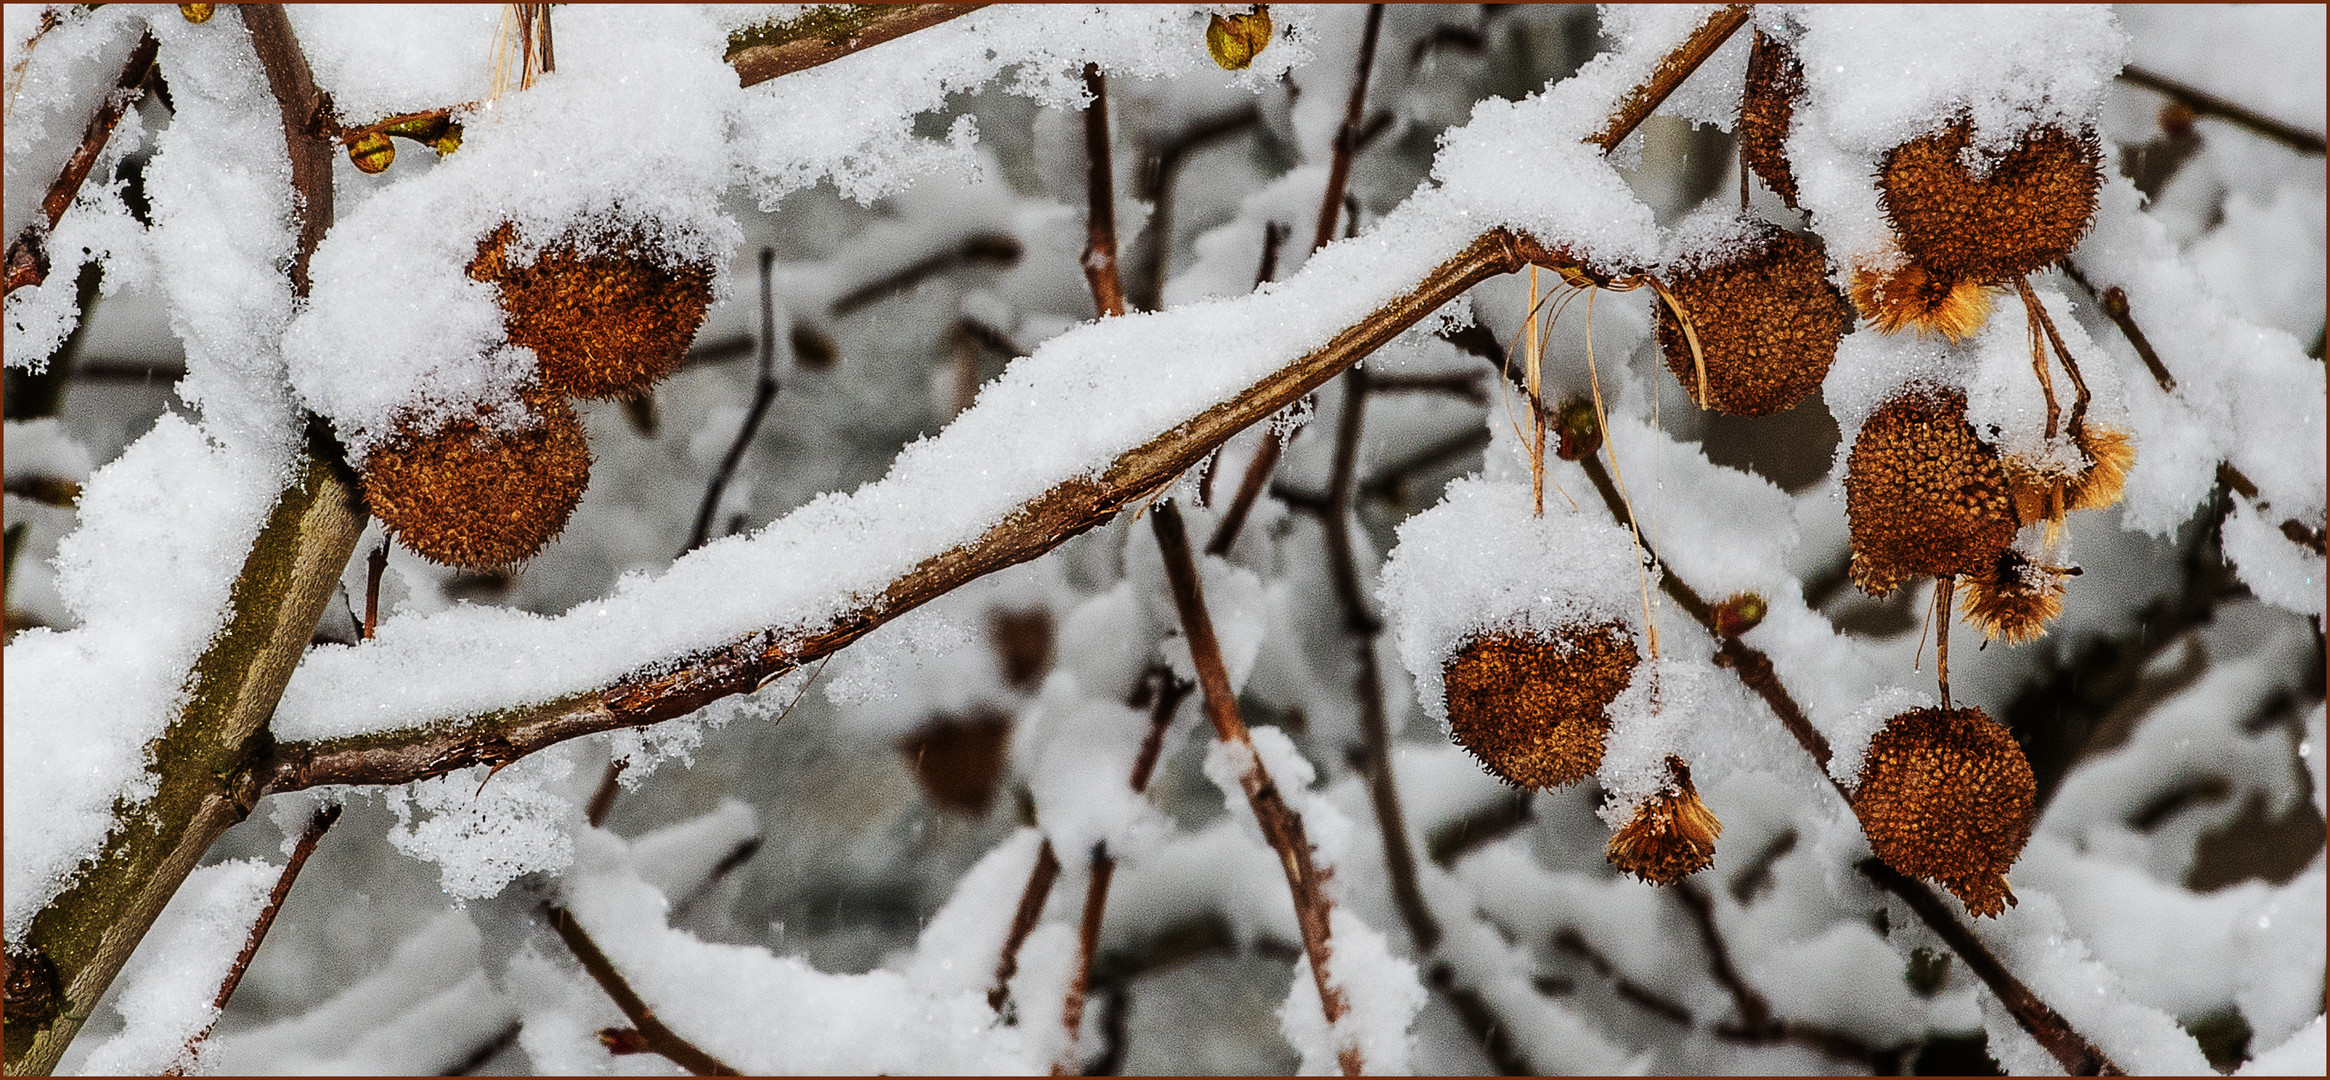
[1058,845,1117,1074]
[548,907,740,1075]
[199,805,339,1026]
[683,248,780,557]
[2055,260,2176,393]
[4,32,157,297]
[990,838,1063,1013]
[1132,106,1263,311]
[1200,219,1293,552]
[830,233,1023,316]
[1080,64,1127,319]
[727,4,990,89]
[2117,65,2327,155]
[1858,861,2120,1075]
[1152,501,1360,1076]
[1312,5,1387,253]
[362,541,387,641]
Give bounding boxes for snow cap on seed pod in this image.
[1653,212,1852,417]
[1877,119,2103,284]
[468,219,716,399]
[1844,387,2018,596]
[1852,705,2035,918]
[1738,26,1806,208]
[1381,478,1647,789]
[357,386,592,569]
[1606,756,1721,885]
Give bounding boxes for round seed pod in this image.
[1852,705,2035,918]
[1607,756,1722,885]
[1844,388,2018,596]
[1738,28,1805,208]
[1441,624,1640,790]
[1877,121,2103,282]
[1654,218,1852,416]
[467,223,715,399]
[359,388,592,569]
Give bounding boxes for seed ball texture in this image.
[1738,28,1806,208]
[1654,217,1852,416]
[1877,120,2103,282]
[359,388,592,569]
[468,222,715,399]
[1845,388,2018,595]
[1852,706,2036,918]
[1441,624,1639,790]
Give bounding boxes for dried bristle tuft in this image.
[1960,548,2069,645]
[1852,706,2035,918]
[1849,261,1996,341]
[1878,121,2103,283]
[1608,756,1722,885]
[1738,28,1805,208]
[1442,625,1639,790]
[469,222,715,399]
[1845,388,2019,596]
[360,388,592,569]
[1654,218,1852,416]
[2067,425,2134,513]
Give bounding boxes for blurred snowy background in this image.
[4,4,2322,1075]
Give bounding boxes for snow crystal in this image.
[1278,907,1426,1076]
[1016,673,1172,861]
[383,751,578,901]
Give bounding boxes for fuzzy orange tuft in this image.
[1852,706,2035,918]
[1878,121,2103,283]
[469,223,715,399]
[1845,389,2019,596]
[359,388,592,569]
[2067,425,2135,513]
[1738,28,1806,208]
[1607,756,1722,885]
[1960,548,2072,646]
[1442,625,1640,790]
[1653,218,1853,416]
[1849,261,1996,341]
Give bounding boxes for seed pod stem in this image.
[1935,576,1955,710]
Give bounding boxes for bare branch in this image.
[548,907,741,1076]
[5,32,157,297]
[989,838,1064,1013]
[1080,64,1127,320]
[683,248,781,557]
[179,805,342,1065]
[727,5,990,89]
[2117,65,2327,155]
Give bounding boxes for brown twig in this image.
[362,540,387,641]
[1152,501,1360,1076]
[4,32,157,298]
[1312,5,1387,253]
[1594,6,1750,152]
[2117,65,2327,155]
[547,907,740,1075]
[1858,861,2120,1075]
[1080,64,1128,319]
[1058,845,1117,1074]
[239,6,333,298]
[2055,260,2176,393]
[1132,106,1263,311]
[178,804,341,1066]
[1367,371,1489,405]
[830,233,1023,316]
[1126,664,1194,795]
[683,248,781,557]
[990,838,1064,1013]
[727,4,989,89]
[1200,217,1291,547]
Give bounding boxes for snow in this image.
[74,858,274,1076]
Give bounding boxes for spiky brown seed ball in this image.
[1739,29,1805,208]
[1845,388,2018,596]
[359,389,592,569]
[1877,121,2103,282]
[1607,756,1722,885]
[1654,218,1852,416]
[1442,624,1639,789]
[1852,706,2035,918]
[468,223,715,399]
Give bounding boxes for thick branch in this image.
[548,908,740,1076]
[727,4,989,89]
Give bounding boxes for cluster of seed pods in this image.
[1418,17,2126,919]
[355,223,714,569]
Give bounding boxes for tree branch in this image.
[548,907,741,1076]
[1152,500,1360,1074]
[682,248,781,557]
[1080,63,1127,320]
[2116,65,2327,155]
[4,31,157,297]
[726,4,991,89]
[178,805,342,1066]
